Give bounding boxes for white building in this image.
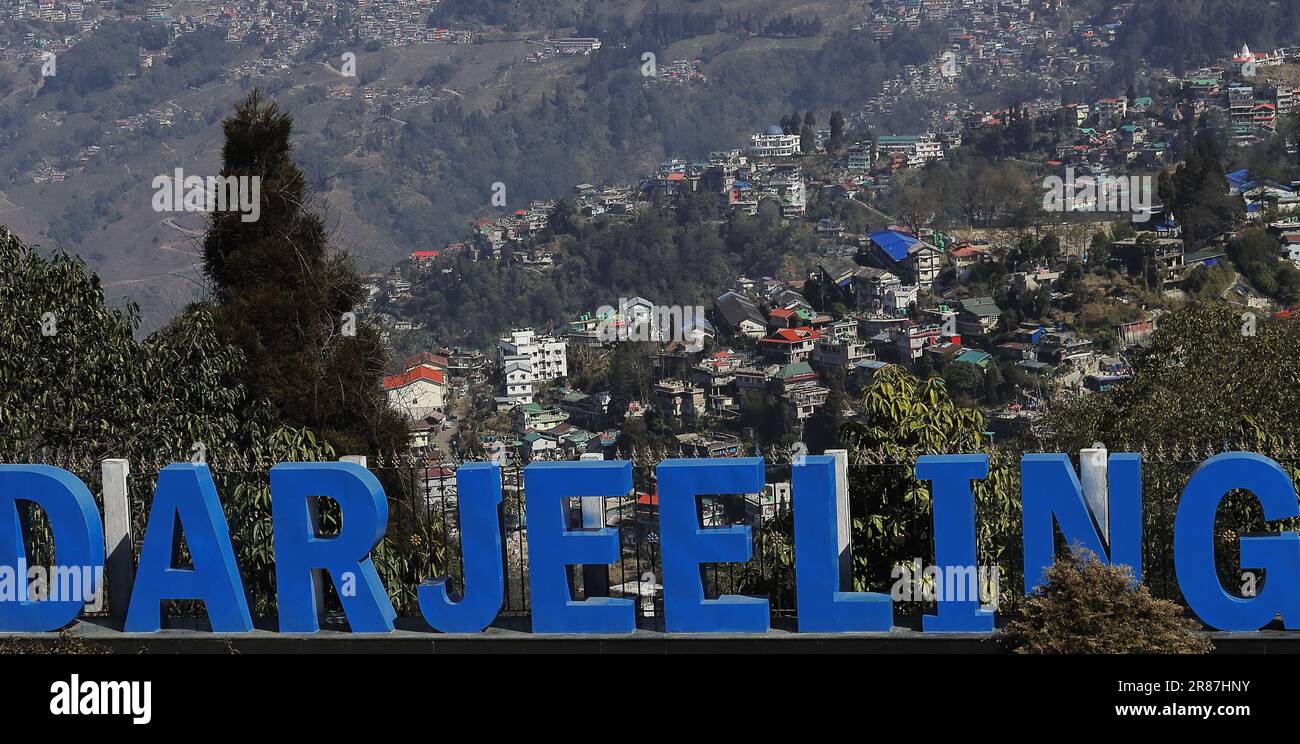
[497,328,568,381]
[550,37,602,54]
[909,135,944,166]
[749,130,802,158]
[499,358,536,407]
[384,367,447,420]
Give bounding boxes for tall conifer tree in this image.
[202,90,406,454]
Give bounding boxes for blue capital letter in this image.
[660,458,768,633]
[419,462,505,632]
[126,464,252,632]
[794,456,892,632]
[525,460,633,633]
[1021,453,1142,593]
[0,466,104,631]
[916,455,992,632]
[1175,452,1300,631]
[270,462,396,633]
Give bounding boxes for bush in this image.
[0,631,110,655]
[995,549,1212,654]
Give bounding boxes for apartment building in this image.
[497,328,568,381]
[749,128,802,158]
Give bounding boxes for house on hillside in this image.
[498,359,535,408]
[759,327,819,364]
[866,230,942,289]
[384,367,447,420]
[957,297,1003,337]
[715,291,767,338]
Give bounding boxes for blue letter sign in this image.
[419,462,506,633]
[1021,453,1142,593]
[524,460,634,633]
[1175,452,1300,632]
[270,462,396,633]
[793,456,892,632]
[659,458,768,633]
[915,455,992,633]
[126,464,252,632]
[5,450,1300,636]
[0,465,104,632]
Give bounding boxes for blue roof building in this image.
[866,230,941,289]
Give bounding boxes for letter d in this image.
[0,466,104,631]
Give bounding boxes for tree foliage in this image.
[1229,227,1300,305]
[0,227,264,461]
[1041,303,1300,453]
[201,90,406,455]
[841,367,1021,598]
[398,204,816,345]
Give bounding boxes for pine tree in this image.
[201,89,406,455]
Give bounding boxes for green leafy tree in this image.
[1229,227,1300,305]
[1042,303,1300,452]
[0,227,263,461]
[747,366,1023,606]
[1170,129,1241,247]
[942,361,984,404]
[840,367,1020,598]
[1041,303,1300,600]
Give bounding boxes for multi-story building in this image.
[759,327,819,364]
[1095,97,1127,127]
[499,359,535,408]
[384,367,447,420]
[810,335,873,373]
[876,322,952,364]
[498,328,568,381]
[1038,331,1094,365]
[513,403,569,435]
[693,351,745,414]
[874,134,944,167]
[549,37,602,54]
[866,230,942,289]
[749,128,802,158]
[653,380,707,420]
[1228,83,1256,141]
[1274,85,1297,116]
[846,142,874,171]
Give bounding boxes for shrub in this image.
[0,631,110,655]
[995,549,1212,654]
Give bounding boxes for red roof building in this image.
[383,366,446,390]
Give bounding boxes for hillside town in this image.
[362,27,1300,475]
[9,0,1300,669]
[7,0,1300,533]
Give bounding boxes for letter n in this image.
[1021,453,1141,594]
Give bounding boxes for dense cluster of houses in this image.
[2,0,470,90]
[207,0,466,56]
[850,0,1132,147]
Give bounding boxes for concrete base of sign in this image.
[0,618,1286,653]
